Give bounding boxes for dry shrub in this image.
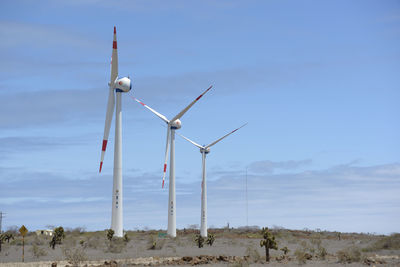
[316,246,327,260]
[298,235,328,260]
[165,243,177,253]
[6,226,19,235]
[231,262,250,267]
[294,248,312,264]
[147,235,165,250]
[30,244,47,258]
[32,236,46,246]
[299,240,314,254]
[245,245,261,263]
[63,247,87,266]
[310,234,322,247]
[173,236,185,247]
[337,246,361,263]
[86,236,101,249]
[66,227,86,235]
[106,238,126,253]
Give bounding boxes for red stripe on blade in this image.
[114,26,116,34]
[162,180,165,188]
[163,164,167,172]
[113,41,117,49]
[99,162,103,173]
[102,140,108,151]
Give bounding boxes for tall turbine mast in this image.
[132,86,212,237]
[178,123,247,237]
[99,27,132,237]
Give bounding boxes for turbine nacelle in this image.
[200,147,210,154]
[114,77,132,92]
[170,119,181,130]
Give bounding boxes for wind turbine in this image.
[178,123,247,237]
[132,86,212,237]
[99,26,132,237]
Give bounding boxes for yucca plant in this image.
[206,234,215,246]
[49,226,65,249]
[123,233,130,243]
[260,227,278,262]
[195,234,204,248]
[281,246,289,255]
[107,229,114,242]
[3,233,14,243]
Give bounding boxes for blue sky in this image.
[0,0,399,234]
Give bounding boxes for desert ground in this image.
[0,227,399,267]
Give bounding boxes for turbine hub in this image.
[170,119,181,130]
[114,76,132,93]
[200,147,210,154]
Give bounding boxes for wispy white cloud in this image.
[0,21,99,49]
[1,161,399,233]
[0,136,77,153]
[0,196,105,205]
[0,88,104,128]
[247,159,312,173]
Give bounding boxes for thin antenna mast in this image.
[0,212,4,234]
[246,168,248,227]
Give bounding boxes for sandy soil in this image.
[1,228,399,266]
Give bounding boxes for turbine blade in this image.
[176,132,203,149]
[162,127,171,188]
[205,123,247,148]
[131,96,169,123]
[99,88,115,172]
[111,26,118,85]
[170,85,212,122]
[99,27,119,173]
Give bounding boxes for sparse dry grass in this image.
[362,233,400,252]
[1,227,399,266]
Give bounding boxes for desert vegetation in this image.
[0,226,399,266]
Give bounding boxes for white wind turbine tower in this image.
[99,27,132,237]
[178,123,247,237]
[132,86,212,237]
